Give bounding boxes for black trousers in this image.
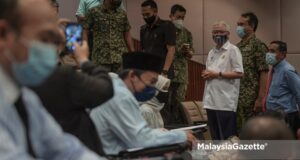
[286,111,300,138]
[206,109,237,140]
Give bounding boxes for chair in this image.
[181,101,211,140]
[193,101,208,122]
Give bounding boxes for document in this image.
[171,124,207,131]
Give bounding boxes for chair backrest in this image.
[181,101,207,124]
[193,101,208,122]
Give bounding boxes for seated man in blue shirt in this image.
[0,0,106,159]
[90,51,196,155]
[265,40,300,137]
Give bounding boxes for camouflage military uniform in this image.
[84,5,130,72]
[237,34,268,129]
[169,27,193,124]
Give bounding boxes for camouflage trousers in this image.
[237,103,256,132]
[161,82,188,125]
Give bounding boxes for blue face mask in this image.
[236,26,246,38]
[266,52,278,65]
[9,41,57,86]
[134,86,157,102]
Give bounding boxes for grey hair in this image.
[213,21,231,32]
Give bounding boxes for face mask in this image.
[144,15,156,25]
[113,0,122,9]
[213,35,228,45]
[173,19,184,29]
[7,41,57,86]
[236,26,246,38]
[266,52,278,65]
[134,86,157,102]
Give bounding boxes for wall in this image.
[202,0,281,63]
[57,0,80,21]
[281,0,300,71]
[126,0,204,63]
[126,0,281,63]
[58,0,300,70]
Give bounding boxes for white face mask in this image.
[173,19,184,29]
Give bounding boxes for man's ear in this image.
[128,70,135,78]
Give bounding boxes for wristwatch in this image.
[219,72,223,78]
[162,70,168,75]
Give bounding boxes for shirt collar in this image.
[146,17,162,29]
[100,4,119,13]
[240,34,256,45]
[0,66,20,104]
[273,59,287,71]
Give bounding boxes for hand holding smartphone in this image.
[65,22,83,53]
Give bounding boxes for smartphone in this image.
[65,23,83,53]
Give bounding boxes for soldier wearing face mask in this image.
[236,12,269,130]
[83,0,135,73]
[167,4,194,124]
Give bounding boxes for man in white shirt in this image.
[202,21,244,140]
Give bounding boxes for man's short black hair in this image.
[0,0,20,31]
[141,0,157,9]
[271,40,287,53]
[241,12,258,32]
[170,4,186,15]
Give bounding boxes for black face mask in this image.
[213,35,228,45]
[144,15,156,25]
[113,0,122,9]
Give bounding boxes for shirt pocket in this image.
[95,17,109,32]
[216,54,230,71]
[270,81,286,98]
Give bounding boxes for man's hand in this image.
[73,41,89,64]
[201,70,218,80]
[180,45,193,59]
[185,130,197,150]
[254,97,263,112]
[161,70,169,78]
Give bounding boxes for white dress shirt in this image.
[203,41,244,112]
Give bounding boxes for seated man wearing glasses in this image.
[90,52,196,155]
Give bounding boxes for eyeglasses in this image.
[137,76,156,89]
